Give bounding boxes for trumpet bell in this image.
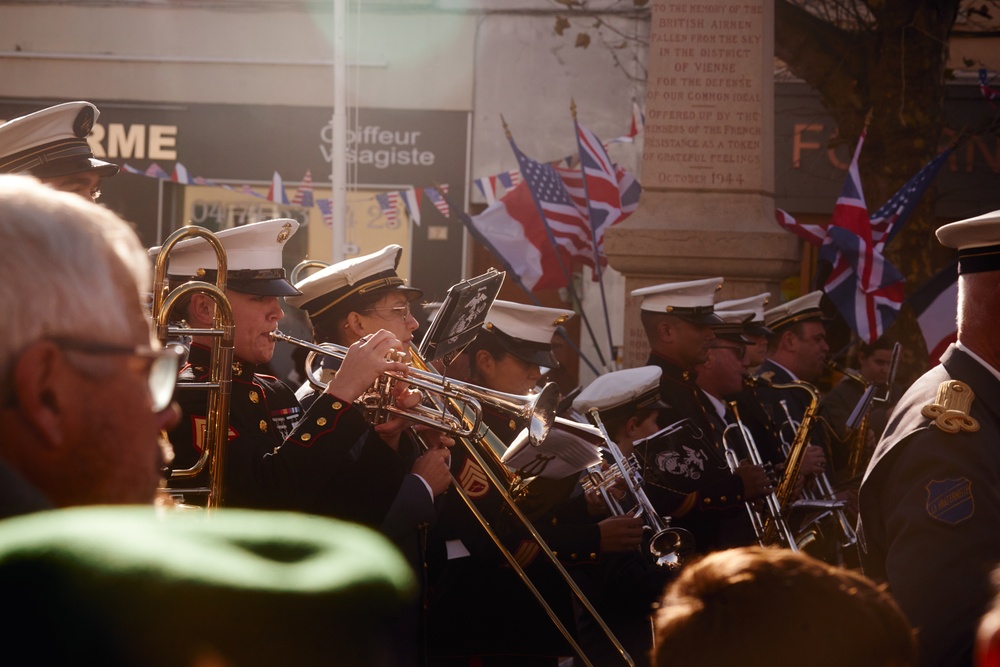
[649,526,696,571]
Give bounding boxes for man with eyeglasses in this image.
[287,244,453,667]
[0,175,179,518]
[158,221,413,514]
[0,102,118,202]
[693,310,768,550]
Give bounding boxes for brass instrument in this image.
[762,380,821,545]
[269,329,557,450]
[270,330,635,664]
[289,258,330,284]
[722,402,799,551]
[774,389,857,551]
[151,226,235,509]
[407,352,635,666]
[830,341,901,477]
[585,408,695,570]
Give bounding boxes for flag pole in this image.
[502,116,610,371]
[331,0,347,262]
[571,99,618,370]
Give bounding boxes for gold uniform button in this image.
[508,419,516,431]
[301,433,312,442]
[720,495,727,503]
[570,553,578,561]
[332,401,343,410]
[703,497,712,505]
[249,391,259,404]
[259,420,267,433]
[316,417,327,426]
[589,553,597,560]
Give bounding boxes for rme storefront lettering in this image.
[87,123,178,161]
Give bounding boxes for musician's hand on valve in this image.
[374,388,422,450]
[411,447,453,497]
[799,444,827,476]
[598,514,645,553]
[325,330,407,403]
[735,461,771,500]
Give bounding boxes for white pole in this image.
[331,0,347,262]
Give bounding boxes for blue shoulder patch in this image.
[925,478,974,525]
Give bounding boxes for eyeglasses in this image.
[362,303,412,322]
[708,343,747,359]
[47,337,185,412]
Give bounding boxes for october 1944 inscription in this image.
[643,1,767,191]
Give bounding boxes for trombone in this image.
[151,225,235,509]
[270,328,634,665]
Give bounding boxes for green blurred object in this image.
[0,506,416,666]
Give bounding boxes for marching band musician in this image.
[694,309,762,549]
[753,291,830,477]
[425,299,579,666]
[157,220,414,512]
[859,209,1000,667]
[0,101,119,201]
[715,293,786,467]
[284,244,453,535]
[630,278,771,553]
[818,336,900,484]
[568,366,674,665]
[285,245,455,667]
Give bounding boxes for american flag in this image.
[819,131,905,344]
[375,191,399,228]
[145,162,169,179]
[980,68,1000,102]
[316,198,333,227]
[424,185,450,217]
[292,170,314,208]
[869,147,952,250]
[510,137,597,270]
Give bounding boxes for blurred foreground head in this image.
[652,546,916,667]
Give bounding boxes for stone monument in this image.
[605,0,798,367]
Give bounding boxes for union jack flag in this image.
[575,123,622,255]
[818,132,904,344]
[774,208,826,247]
[424,185,450,217]
[292,170,314,208]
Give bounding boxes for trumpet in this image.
[585,408,696,571]
[722,402,799,551]
[269,329,558,448]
